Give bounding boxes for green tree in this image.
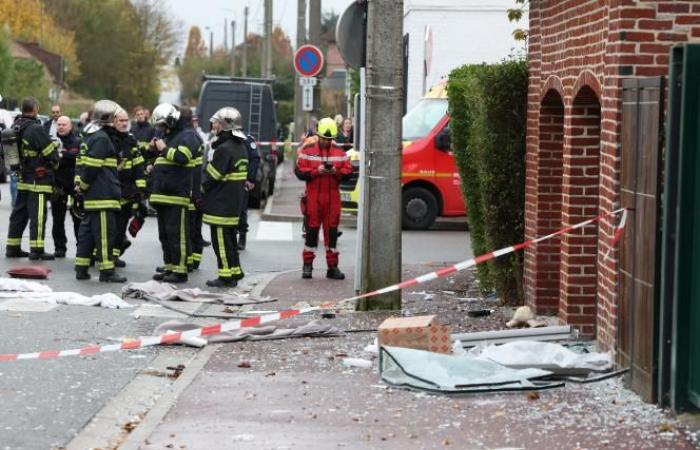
[0,28,14,96]
[8,58,51,105]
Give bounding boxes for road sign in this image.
[294,45,324,78]
[336,1,366,69]
[302,85,314,111]
[299,77,318,87]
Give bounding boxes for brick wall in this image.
[525,0,700,350]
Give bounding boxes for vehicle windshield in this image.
[402,98,448,141]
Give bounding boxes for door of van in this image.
[432,118,465,216]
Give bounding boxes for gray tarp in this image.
[380,346,564,394]
[122,280,272,305]
[152,319,343,344]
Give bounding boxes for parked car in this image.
[197,74,278,209]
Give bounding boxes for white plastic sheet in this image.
[469,340,613,371]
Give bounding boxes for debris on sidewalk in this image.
[452,325,576,348]
[6,265,51,279]
[0,290,133,309]
[379,346,563,394]
[342,357,373,368]
[122,280,275,305]
[468,340,613,374]
[0,277,53,292]
[151,319,343,346]
[506,305,545,328]
[377,315,451,354]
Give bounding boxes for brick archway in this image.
[560,85,602,336]
[531,89,565,315]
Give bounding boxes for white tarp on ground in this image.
[468,340,613,371]
[0,277,133,309]
[122,280,270,305]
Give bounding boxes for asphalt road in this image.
[0,181,471,449]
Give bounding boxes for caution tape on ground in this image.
[0,208,625,362]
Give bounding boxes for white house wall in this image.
[403,0,527,110]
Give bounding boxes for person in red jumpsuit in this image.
[295,117,353,280]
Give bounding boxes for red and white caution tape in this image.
[0,208,624,362]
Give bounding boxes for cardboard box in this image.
[377,315,451,354]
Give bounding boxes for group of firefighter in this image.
[2,96,353,287]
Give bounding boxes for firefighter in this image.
[149,103,198,283]
[112,109,146,267]
[179,108,204,270]
[51,116,82,258]
[294,117,353,280]
[5,97,59,260]
[201,107,248,288]
[74,100,127,283]
[236,127,260,251]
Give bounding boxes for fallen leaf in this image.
[238,362,251,368]
[658,422,675,433]
[528,391,540,401]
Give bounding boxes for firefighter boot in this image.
[114,258,126,268]
[302,264,313,279]
[152,270,169,281]
[163,272,188,284]
[99,270,127,283]
[206,277,237,288]
[75,267,91,281]
[6,248,29,258]
[326,267,346,280]
[29,251,55,261]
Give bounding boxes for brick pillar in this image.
[530,91,565,315]
[560,86,601,337]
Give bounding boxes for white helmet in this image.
[91,99,123,127]
[210,107,245,138]
[151,103,180,129]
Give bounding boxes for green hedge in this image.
[447,57,528,305]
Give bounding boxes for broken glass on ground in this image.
[379,346,563,394]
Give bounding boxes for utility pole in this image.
[294,0,306,141]
[357,0,404,311]
[264,0,273,78]
[309,0,321,115]
[242,6,248,77]
[224,18,228,52]
[230,20,236,76]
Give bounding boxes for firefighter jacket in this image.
[14,116,59,194]
[294,141,353,196]
[113,131,146,202]
[78,128,121,211]
[54,131,81,194]
[150,126,197,207]
[182,125,204,205]
[244,135,261,184]
[132,120,156,164]
[201,131,248,226]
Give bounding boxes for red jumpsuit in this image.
[295,141,353,267]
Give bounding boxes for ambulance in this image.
[340,82,466,230]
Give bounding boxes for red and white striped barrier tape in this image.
[0,208,624,362]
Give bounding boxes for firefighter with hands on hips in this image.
[149,103,198,284]
[51,115,82,258]
[73,100,127,283]
[237,126,261,251]
[201,107,248,288]
[5,97,60,261]
[294,117,353,280]
[111,109,146,267]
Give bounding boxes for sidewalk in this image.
[130,266,697,450]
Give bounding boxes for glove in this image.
[34,166,49,179]
[194,198,204,210]
[128,216,143,237]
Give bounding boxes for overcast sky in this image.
[163,0,355,56]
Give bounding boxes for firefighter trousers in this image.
[7,190,48,253]
[114,202,135,259]
[188,207,204,268]
[210,225,243,281]
[75,210,116,272]
[51,192,80,253]
[156,205,188,275]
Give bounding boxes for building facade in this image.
[524,0,700,350]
